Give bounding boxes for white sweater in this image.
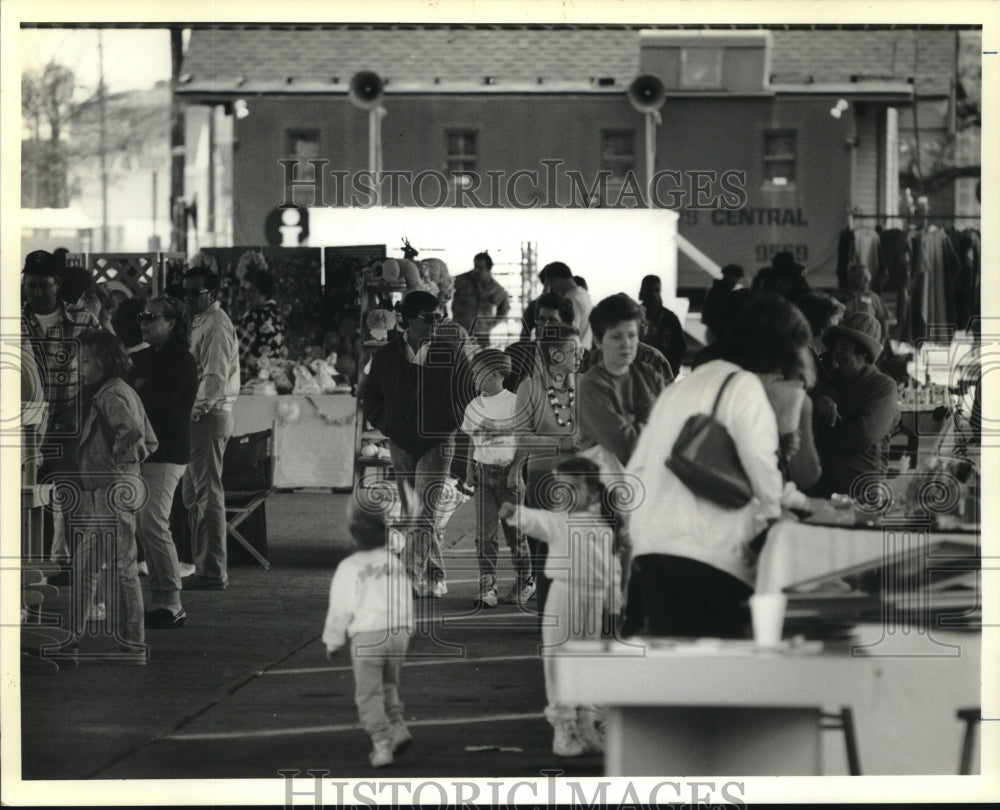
[322,547,414,652]
[625,359,783,586]
[509,504,619,611]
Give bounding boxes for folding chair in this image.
[222,430,274,570]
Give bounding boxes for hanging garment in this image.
[837,227,855,290]
[879,228,913,342]
[912,227,960,341]
[852,227,888,292]
[955,228,981,329]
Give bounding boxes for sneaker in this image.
[89,602,107,623]
[431,580,448,599]
[474,586,498,608]
[412,580,432,598]
[576,709,605,755]
[178,563,196,578]
[388,723,412,755]
[369,739,394,768]
[145,607,187,629]
[138,561,149,577]
[552,719,587,757]
[501,577,536,606]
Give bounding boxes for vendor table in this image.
[232,394,356,489]
[756,515,979,595]
[553,633,980,775]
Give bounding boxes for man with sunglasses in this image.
[360,291,476,598]
[179,266,240,590]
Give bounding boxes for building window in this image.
[599,129,635,204]
[446,129,477,187]
[680,48,724,90]
[286,129,320,159]
[763,130,797,188]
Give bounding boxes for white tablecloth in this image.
[232,394,356,489]
[756,518,978,594]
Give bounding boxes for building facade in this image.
[176,24,976,292]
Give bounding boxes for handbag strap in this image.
[710,371,740,418]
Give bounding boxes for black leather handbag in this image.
[665,371,754,509]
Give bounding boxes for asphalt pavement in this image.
[19,491,605,783]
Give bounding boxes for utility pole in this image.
[98,32,109,251]
[169,27,187,254]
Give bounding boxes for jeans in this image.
[351,629,410,743]
[137,462,186,610]
[182,410,232,582]
[475,462,531,585]
[70,486,145,648]
[388,437,454,585]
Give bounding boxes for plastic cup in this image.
[749,593,787,648]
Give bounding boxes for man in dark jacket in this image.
[361,291,475,597]
[810,312,900,498]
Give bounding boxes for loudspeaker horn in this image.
[627,74,667,114]
[349,71,384,110]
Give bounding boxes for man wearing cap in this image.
[180,265,240,589]
[810,311,900,498]
[360,291,475,597]
[21,250,100,561]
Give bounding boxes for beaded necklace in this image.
[546,384,575,427]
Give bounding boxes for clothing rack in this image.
[847,212,980,230]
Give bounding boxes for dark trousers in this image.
[636,553,752,638]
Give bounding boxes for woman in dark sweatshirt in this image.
[130,295,199,629]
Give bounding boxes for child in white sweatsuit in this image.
[500,455,620,757]
[322,500,414,768]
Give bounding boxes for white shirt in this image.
[461,389,518,465]
[626,359,783,586]
[33,308,62,330]
[190,301,241,415]
[322,547,414,651]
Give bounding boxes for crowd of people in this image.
[339,252,905,766]
[23,246,907,767]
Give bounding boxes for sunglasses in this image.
[413,311,442,323]
[138,311,167,323]
[183,288,209,299]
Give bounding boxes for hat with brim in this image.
[22,250,61,277]
[823,311,883,362]
[772,251,805,275]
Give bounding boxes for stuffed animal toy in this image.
[309,358,339,393]
[292,364,322,395]
[366,308,398,342]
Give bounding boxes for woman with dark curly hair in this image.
[130,296,199,629]
[72,330,158,663]
[626,294,810,638]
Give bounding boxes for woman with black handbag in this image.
[625,295,812,638]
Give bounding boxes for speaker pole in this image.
[645,111,656,208]
[368,108,379,205]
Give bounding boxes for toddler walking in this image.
[461,349,534,607]
[500,455,620,757]
[323,497,415,768]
